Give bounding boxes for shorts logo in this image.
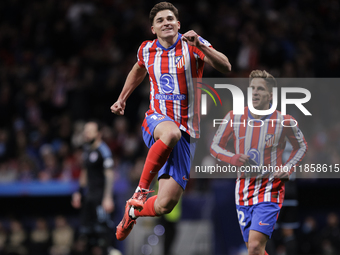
[150,114,166,121]
[265,134,275,147]
[259,221,270,226]
[160,73,175,94]
[182,176,189,181]
[175,55,185,69]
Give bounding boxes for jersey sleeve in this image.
[210,111,236,163]
[283,116,308,176]
[192,36,214,60]
[137,41,148,68]
[99,143,114,170]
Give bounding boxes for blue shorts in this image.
[236,202,281,243]
[141,113,197,190]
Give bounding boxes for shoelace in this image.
[136,189,154,200]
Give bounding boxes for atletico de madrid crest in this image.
[175,55,185,69]
[265,134,275,147]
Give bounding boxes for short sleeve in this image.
[98,143,114,169]
[137,41,148,68]
[192,36,213,60]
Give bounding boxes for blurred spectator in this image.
[321,212,340,254]
[0,222,7,255]
[16,155,37,182]
[5,220,27,255]
[71,122,85,149]
[111,118,129,158]
[281,228,297,255]
[0,129,11,162]
[129,157,145,187]
[0,161,17,183]
[29,218,51,255]
[39,144,60,181]
[50,216,74,255]
[299,216,322,254]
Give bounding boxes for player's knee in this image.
[160,128,181,146]
[167,129,181,144]
[247,240,262,255]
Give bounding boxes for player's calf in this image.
[247,239,266,255]
[154,196,179,215]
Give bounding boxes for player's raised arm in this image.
[110,62,147,115]
[182,30,231,74]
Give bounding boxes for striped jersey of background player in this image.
[210,70,308,255]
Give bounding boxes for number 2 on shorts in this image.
[237,209,246,226]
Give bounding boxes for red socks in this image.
[134,195,158,217]
[131,140,171,218]
[139,139,172,190]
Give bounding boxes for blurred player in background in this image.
[110,1,231,241]
[210,70,308,255]
[72,121,115,255]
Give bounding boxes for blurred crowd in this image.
[1,0,340,183]
[298,213,340,255]
[0,0,339,183]
[0,215,112,255]
[1,212,340,255]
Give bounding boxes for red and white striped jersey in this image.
[210,107,308,206]
[138,33,212,138]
